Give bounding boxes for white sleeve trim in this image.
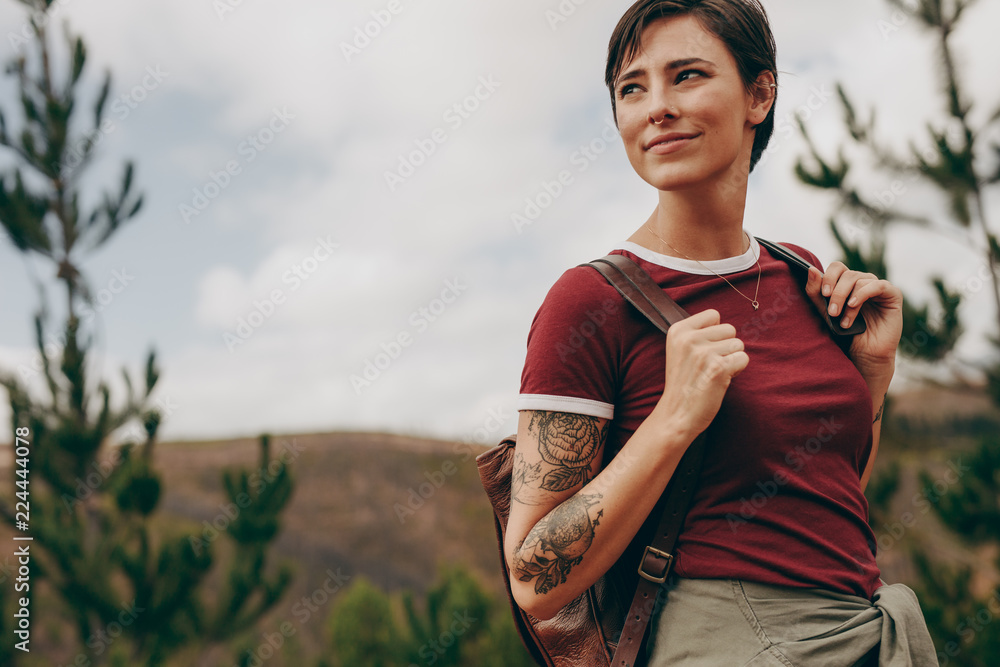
[517,394,615,420]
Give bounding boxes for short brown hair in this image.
[605,0,777,172]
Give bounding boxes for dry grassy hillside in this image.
[0,431,504,665]
[152,431,502,664]
[155,431,501,597]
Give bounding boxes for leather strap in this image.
[588,255,689,331]
[580,254,707,667]
[756,237,866,336]
[612,436,708,666]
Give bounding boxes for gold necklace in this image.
[644,225,762,311]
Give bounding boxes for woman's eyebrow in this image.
[617,57,715,86]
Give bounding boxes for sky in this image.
[0,0,998,445]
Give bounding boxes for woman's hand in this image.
[806,264,903,380]
[652,308,750,439]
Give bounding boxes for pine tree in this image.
[793,2,1000,663]
[324,566,536,667]
[794,0,999,396]
[912,435,1000,666]
[327,577,405,667]
[0,1,293,664]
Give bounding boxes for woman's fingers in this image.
[805,266,828,316]
[840,278,902,327]
[656,303,758,436]
[807,265,904,364]
[670,309,738,341]
[808,263,887,327]
[837,278,878,327]
[667,316,747,388]
[819,261,849,301]
[830,275,869,318]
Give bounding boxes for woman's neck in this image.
[629,178,750,261]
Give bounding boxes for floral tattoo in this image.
[527,412,606,492]
[513,492,604,594]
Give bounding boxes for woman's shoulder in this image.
[530,258,626,332]
[543,259,623,306]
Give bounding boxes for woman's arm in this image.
[505,409,690,620]
[859,366,893,491]
[505,308,749,620]
[805,265,903,492]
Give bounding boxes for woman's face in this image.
[613,14,771,192]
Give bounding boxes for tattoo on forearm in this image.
[512,452,543,505]
[513,492,604,594]
[527,412,606,492]
[873,393,887,424]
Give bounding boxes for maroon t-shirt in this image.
[518,237,881,599]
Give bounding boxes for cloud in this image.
[0,0,998,442]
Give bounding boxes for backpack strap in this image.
[755,237,866,336]
[580,254,708,667]
[588,254,688,332]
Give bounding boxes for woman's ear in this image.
[748,71,776,126]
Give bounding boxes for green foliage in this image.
[908,547,1000,667]
[328,578,405,667]
[399,566,492,666]
[829,218,887,279]
[0,571,17,665]
[794,0,1000,388]
[988,363,1000,407]
[928,436,1000,545]
[207,434,296,642]
[325,566,535,667]
[865,460,901,528]
[112,450,161,516]
[908,550,976,665]
[794,2,1000,665]
[794,115,849,190]
[910,433,1000,666]
[898,278,964,362]
[0,2,294,664]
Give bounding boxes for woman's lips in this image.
[646,133,701,155]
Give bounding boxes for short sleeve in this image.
[518,265,624,420]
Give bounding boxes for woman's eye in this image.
[618,83,640,98]
[676,69,706,83]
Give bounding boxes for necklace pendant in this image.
[751,300,759,311]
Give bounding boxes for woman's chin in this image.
[638,157,748,193]
[640,168,703,192]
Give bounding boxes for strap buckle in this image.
[638,545,674,584]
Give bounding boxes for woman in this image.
[504,0,938,664]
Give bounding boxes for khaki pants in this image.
[646,577,938,666]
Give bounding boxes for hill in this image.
[153,430,501,664]
[1,384,998,664]
[155,431,500,597]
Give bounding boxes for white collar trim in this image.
[613,235,761,276]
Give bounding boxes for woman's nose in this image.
[647,87,678,125]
